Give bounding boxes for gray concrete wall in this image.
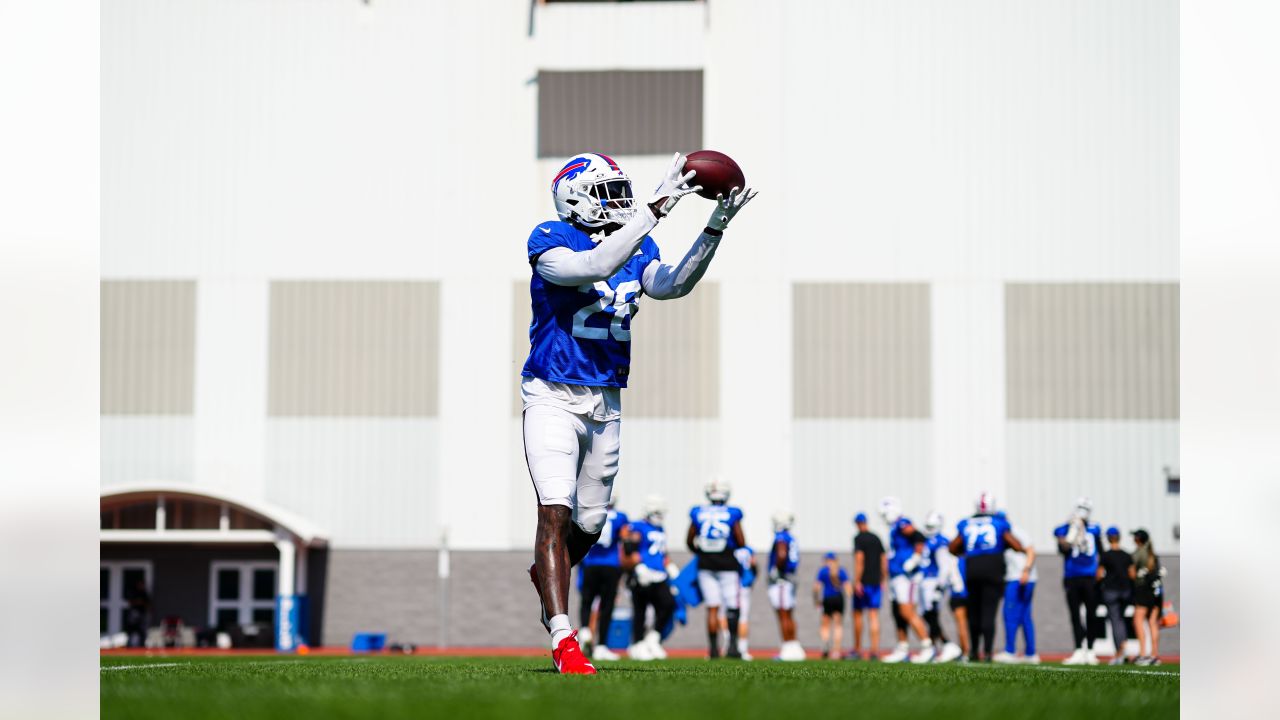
[315,549,1179,655]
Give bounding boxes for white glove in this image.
[635,564,668,587]
[707,186,758,231]
[649,153,701,218]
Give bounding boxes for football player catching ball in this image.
[522,152,756,674]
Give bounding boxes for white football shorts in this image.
[521,401,620,535]
[768,579,796,611]
[738,586,752,619]
[917,577,941,612]
[891,575,918,606]
[698,570,742,610]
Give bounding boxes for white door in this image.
[208,561,278,631]
[100,561,154,637]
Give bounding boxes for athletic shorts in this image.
[738,585,752,618]
[853,584,882,610]
[890,575,918,605]
[1134,585,1162,609]
[522,402,619,534]
[768,580,796,611]
[822,595,846,616]
[949,594,967,611]
[698,570,742,610]
[917,578,941,612]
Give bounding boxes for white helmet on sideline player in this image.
[975,491,997,516]
[878,496,902,525]
[1074,496,1093,520]
[771,510,795,533]
[923,511,944,537]
[705,477,731,504]
[643,495,667,524]
[551,153,637,229]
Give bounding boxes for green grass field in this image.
[101,655,1178,720]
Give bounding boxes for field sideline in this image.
[101,655,1178,720]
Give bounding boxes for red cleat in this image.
[552,631,597,675]
[528,564,550,632]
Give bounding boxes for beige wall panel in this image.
[510,280,720,418]
[1006,283,1178,420]
[537,70,703,158]
[101,280,196,415]
[626,283,719,418]
[793,283,932,419]
[269,281,439,417]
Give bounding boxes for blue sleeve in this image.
[731,507,743,525]
[689,507,699,526]
[956,519,967,536]
[817,567,828,582]
[840,568,849,582]
[1053,524,1068,538]
[997,517,1011,537]
[527,224,572,261]
[641,236,661,264]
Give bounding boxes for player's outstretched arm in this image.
[641,185,759,300]
[535,205,660,286]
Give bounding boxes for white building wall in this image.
[103,0,1177,551]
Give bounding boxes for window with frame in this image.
[208,561,278,631]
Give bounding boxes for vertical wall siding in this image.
[1006,283,1179,419]
[792,283,932,418]
[537,70,703,158]
[101,280,197,415]
[269,281,440,418]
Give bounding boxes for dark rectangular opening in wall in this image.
[537,70,703,158]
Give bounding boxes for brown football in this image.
[684,150,746,200]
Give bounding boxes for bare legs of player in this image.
[897,601,931,648]
[705,607,721,657]
[853,607,880,658]
[952,605,971,657]
[776,608,797,643]
[533,505,601,640]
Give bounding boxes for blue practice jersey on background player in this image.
[953,555,968,599]
[1053,522,1103,577]
[816,566,849,598]
[735,547,756,587]
[956,514,1012,557]
[581,509,629,567]
[630,519,668,572]
[522,221,660,388]
[922,534,947,578]
[769,530,799,577]
[689,505,744,554]
[888,518,920,577]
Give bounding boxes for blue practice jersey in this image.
[689,504,744,555]
[522,221,661,388]
[817,566,849,598]
[735,546,757,587]
[630,519,668,573]
[956,514,1012,557]
[921,534,947,579]
[582,509,629,567]
[952,556,969,599]
[769,530,800,578]
[888,518,922,577]
[1053,522,1103,578]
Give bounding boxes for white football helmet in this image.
[551,153,637,229]
[607,491,619,509]
[771,510,795,533]
[705,477,731,504]
[1074,496,1093,520]
[878,496,902,525]
[923,511,944,537]
[643,495,667,524]
[975,492,997,516]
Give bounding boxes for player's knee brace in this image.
[726,608,741,627]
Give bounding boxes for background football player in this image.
[993,511,1039,664]
[850,512,887,661]
[1053,497,1103,665]
[879,497,934,663]
[949,493,1026,662]
[687,478,747,659]
[624,496,676,661]
[814,552,851,660]
[576,494,629,662]
[728,545,758,660]
[916,512,962,663]
[521,152,756,674]
[767,511,805,661]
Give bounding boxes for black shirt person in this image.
[1096,526,1134,664]
[851,512,888,659]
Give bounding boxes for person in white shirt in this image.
[993,514,1039,664]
